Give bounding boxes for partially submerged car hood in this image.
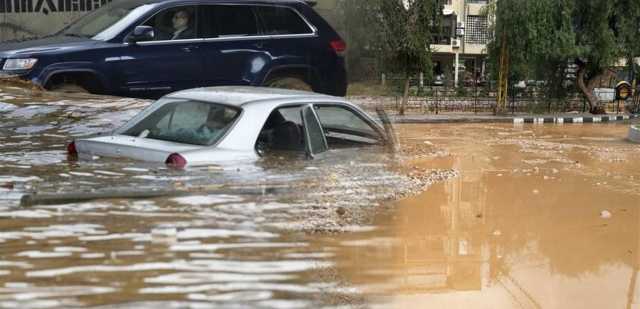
[76,135,201,163]
[0,35,98,56]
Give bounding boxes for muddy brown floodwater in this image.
[1,84,639,308]
[331,122,640,308]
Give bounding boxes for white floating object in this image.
[629,125,640,143]
[600,210,612,219]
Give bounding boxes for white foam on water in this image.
[144,272,293,284]
[169,242,307,252]
[0,102,17,112]
[121,167,149,172]
[79,233,149,242]
[171,195,245,206]
[177,228,278,239]
[53,247,87,253]
[140,282,317,294]
[27,259,330,278]
[80,253,106,259]
[16,251,72,259]
[0,261,32,269]
[93,170,126,176]
[68,172,94,177]
[187,291,273,302]
[0,210,53,219]
[0,176,41,182]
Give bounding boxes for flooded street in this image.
[0,86,446,308]
[333,123,640,308]
[1,84,640,308]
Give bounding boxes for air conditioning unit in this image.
[452,39,461,49]
[456,22,465,36]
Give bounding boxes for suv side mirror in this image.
[128,26,155,44]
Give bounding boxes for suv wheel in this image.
[265,76,312,92]
[51,83,89,94]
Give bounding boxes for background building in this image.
[0,0,112,41]
[431,0,489,87]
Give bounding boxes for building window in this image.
[465,15,488,44]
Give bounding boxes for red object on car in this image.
[67,141,77,156]
[165,153,187,168]
[330,39,346,55]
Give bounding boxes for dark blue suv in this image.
[0,0,347,98]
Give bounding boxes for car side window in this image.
[314,105,382,147]
[142,6,197,41]
[198,5,258,38]
[255,106,305,154]
[254,6,313,35]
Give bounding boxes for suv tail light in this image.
[165,153,187,168]
[330,39,346,55]
[67,141,77,156]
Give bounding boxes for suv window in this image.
[199,5,258,37]
[255,6,313,35]
[143,6,198,41]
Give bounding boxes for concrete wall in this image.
[0,0,112,41]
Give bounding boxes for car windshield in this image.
[122,99,241,146]
[62,1,156,40]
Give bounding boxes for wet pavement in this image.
[1,84,640,308]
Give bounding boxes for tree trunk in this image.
[400,77,410,116]
[576,66,616,114]
[496,36,509,115]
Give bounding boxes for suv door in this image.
[114,5,204,98]
[253,5,317,84]
[197,5,268,86]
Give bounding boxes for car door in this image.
[113,5,205,98]
[300,104,328,158]
[196,4,269,86]
[312,104,386,149]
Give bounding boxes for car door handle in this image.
[253,42,264,49]
[181,45,198,52]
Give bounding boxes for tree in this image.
[488,0,640,114]
[369,0,443,115]
[487,0,575,114]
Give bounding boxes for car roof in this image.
[165,86,346,107]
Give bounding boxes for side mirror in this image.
[128,26,155,44]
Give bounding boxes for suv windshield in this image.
[122,99,241,146]
[62,0,156,40]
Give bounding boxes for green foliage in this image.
[487,0,640,112]
[487,0,576,82]
[368,0,444,80]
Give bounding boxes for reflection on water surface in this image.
[333,123,640,308]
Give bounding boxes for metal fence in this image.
[372,79,640,115]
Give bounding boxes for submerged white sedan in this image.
[68,87,394,167]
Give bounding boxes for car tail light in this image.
[330,39,346,55]
[165,153,187,168]
[67,141,77,156]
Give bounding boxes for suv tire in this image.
[264,76,312,92]
[51,83,89,94]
